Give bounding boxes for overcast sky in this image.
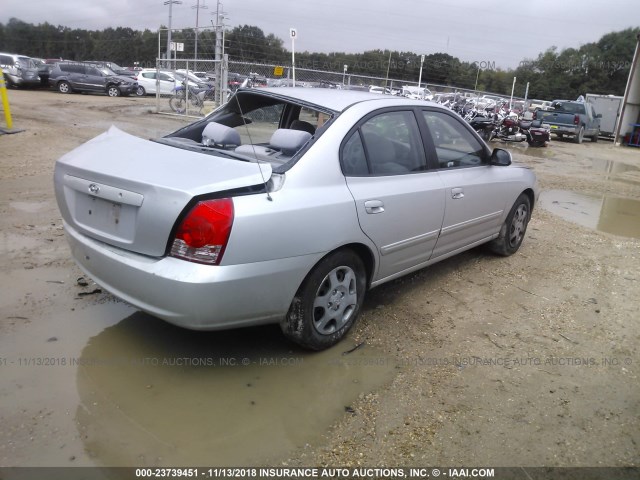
[2,0,639,68]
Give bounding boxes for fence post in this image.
[0,69,14,130]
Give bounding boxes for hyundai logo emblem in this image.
[89,183,100,195]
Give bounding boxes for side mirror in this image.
[596,113,602,118]
[490,148,512,166]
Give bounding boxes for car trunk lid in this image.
[54,126,271,257]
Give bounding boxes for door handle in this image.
[364,200,385,214]
[451,188,464,199]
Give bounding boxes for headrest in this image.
[290,120,316,135]
[202,122,241,148]
[269,129,312,155]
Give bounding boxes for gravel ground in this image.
[0,89,638,469]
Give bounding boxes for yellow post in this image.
[0,69,14,130]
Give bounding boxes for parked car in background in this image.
[527,99,552,111]
[176,69,215,88]
[87,61,137,78]
[54,87,537,350]
[31,58,51,86]
[0,53,41,87]
[402,86,433,100]
[135,68,179,96]
[535,99,601,143]
[48,61,137,96]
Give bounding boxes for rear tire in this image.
[574,126,584,144]
[281,249,366,350]
[136,86,146,96]
[169,96,186,114]
[488,194,531,256]
[58,81,71,94]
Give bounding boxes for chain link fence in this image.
[150,58,226,117]
[152,57,520,118]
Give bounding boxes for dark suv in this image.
[48,62,137,96]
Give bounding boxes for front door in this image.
[420,109,507,259]
[342,109,446,282]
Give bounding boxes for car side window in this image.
[342,111,426,176]
[64,64,85,74]
[158,73,172,82]
[86,67,101,77]
[422,111,485,168]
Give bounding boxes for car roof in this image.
[250,87,411,112]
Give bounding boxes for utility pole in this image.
[192,0,208,61]
[213,0,225,104]
[164,0,182,67]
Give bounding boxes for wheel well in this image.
[311,243,376,289]
[343,243,375,287]
[522,188,535,210]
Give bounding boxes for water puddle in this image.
[539,190,640,239]
[518,145,553,159]
[591,158,640,186]
[74,313,394,466]
[1,299,395,467]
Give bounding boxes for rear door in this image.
[84,66,106,93]
[342,109,446,282]
[66,63,87,90]
[419,109,508,259]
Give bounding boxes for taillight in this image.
[170,198,234,265]
[574,114,580,125]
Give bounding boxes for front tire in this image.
[488,194,531,256]
[281,249,366,350]
[591,133,599,143]
[107,85,121,97]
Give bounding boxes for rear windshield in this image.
[161,91,336,171]
[552,102,586,114]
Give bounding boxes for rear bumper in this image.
[64,220,321,330]
[548,125,579,135]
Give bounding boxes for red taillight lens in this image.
[170,198,234,265]
[574,114,580,125]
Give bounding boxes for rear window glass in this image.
[60,63,85,74]
[552,102,586,114]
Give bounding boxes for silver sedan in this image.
[54,88,538,350]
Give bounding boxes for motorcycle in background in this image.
[489,111,550,147]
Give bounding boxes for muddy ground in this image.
[0,90,639,469]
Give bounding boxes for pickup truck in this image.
[535,100,601,144]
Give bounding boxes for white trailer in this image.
[586,94,624,137]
